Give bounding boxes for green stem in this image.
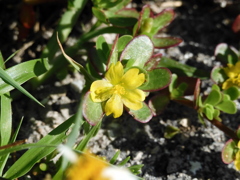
[41,0,88,61]
[32,26,131,88]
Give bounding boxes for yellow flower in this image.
[90,61,146,118]
[222,61,240,89]
[64,150,138,180]
[65,151,109,180]
[235,141,240,170]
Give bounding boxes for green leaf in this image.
[148,93,170,116]
[0,64,45,106]
[202,104,214,120]
[118,156,130,166]
[216,100,237,114]
[0,94,12,146]
[128,164,144,175]
[96,35,110,65]
[0,118,23,176]
[3,116,75,179]
[128,102,153,123]
[150,9,175,35]
[211,67,228,84]
[223,86,240,100]
[109,150,120,164]
[107,35,119,67]
[0,58,48,95]
[164,125,180,139]
[57,34,95,83]
[117,35,133,57]
[158,57,209,79]
[92,7,108,23]
[109,16,138,27]
[171,83,188,99]
[120,35,154,68]
[152,37,182,49]
[221,139,237,164]
[140,68,171,91]
[215,43,239,65]
[203,89,222,106]
[82,92,104,125]
[133,5,151,36]
[116,8,139,19]
[144,53,162,70]
[76,121,101,151]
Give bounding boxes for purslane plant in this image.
[1,0,240,179]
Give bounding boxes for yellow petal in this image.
[235,151,240,171]
[105,94,123,118]
[90,80,113,102]
[122,89,145,110]
[105,62,123,85]
[121,68,145,89]
[222,78,235,90]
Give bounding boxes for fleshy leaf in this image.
[144,53,162,70]
[222,139,237,164]
[139,67,171,92]
[214,43,239,65]
[82,92,104,125]
[150,9,175,35]
[117,35,133,58]
[152,37,182,49]
[92,7,107,23]
[203,89,222,106]
[164,125,180,139]
[148,93,170,116]
[158,57,209,79]
[215,100,237,114]
[128,102,153,123]
[108,16,138,27]
[211,66,228,84]
[232,15,240,34]
[223,86,240,100]
[120,35,153,68]
[203,104,214,120]
[133,5,151,36]
[107,35,118,68]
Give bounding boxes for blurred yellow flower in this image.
[90,61,146,118]
[235,141,240,170]
[222,61,240,90]
[64,150,138,180]
[65,151,109,180]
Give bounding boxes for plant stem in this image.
[208,118,239,141]
[31,26,131,88]
[174,98,239,140]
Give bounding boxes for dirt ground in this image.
[1,0,240,179]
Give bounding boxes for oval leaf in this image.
[222,139,237,164]
[148,93,170,116]
[203,89,222,106]
[82,91,104,125]
[140,67,171,92]
[216,100,237,114]
[128,102,153,123]
[211,66,228,84]
[152,37,182,49]
[120,35,154,68]
[150,9,175,35]
[214,43,239,65]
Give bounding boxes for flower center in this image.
[112,84,125,95]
